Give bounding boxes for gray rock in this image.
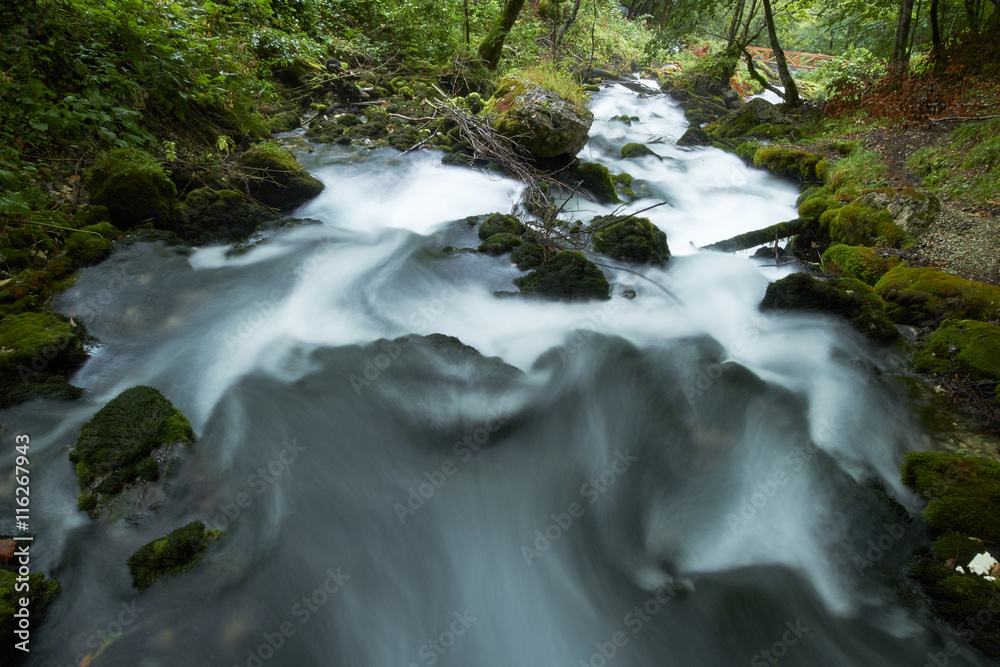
[488,77,594,159]
[857,188,941,237]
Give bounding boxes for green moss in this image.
[759,273,898,341]
[127,521,223,591]
[88,148,177,230]
[909,558,1000,658]
[611,172,633,187]
[514,250,610,301]
[478,213,527,240]
[822,201,906,248]
[578,162,620,204]
[479,233,523,255]
[932,532,986,565]
[798,196,840,222]
[174,188,277,244]
[0,312,86,409]
[753,146,823,182]
[69,385,195,512]
[825,148,888,196]
[822,245,900,285]
[590,215,670,265]
[237,145,324,211]
[0,569,60,664]
[511,241,546,270]
[63,229,112,268]
[735,141,764,162]
[874,267,1000,325]
[902,451,1000,544]
[914,320,1000,400]
[620,143,659,159]
[268,111,300,133]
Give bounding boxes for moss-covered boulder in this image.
[89,148,177,230]
[127,521,223,591]
[478,213,527,240]
[174,188,278,244]
[753,146,823,183]
[713,98,793,139]
[577,162,621,204]
[514,250,610,301]
[591,215,669,265]
[677,126,711,147]
[268,111,301,134]
[237,145,324,210]
[0,312,86,409]
[856,187,940,237]
[902,451,1000,545]
[823,201,907,248]
[70,385,195,516]
[62,224,117,268]
[798,195,841,223]
[822,245,900,286]
[620,143,660,160]
[1,569,60,664]
[479,233,523,255]
[932,532,990,566]
[760,272,898,341]
[915,320,1000,400]
[909,558,1000,658]
[874,267,1000,326]
[484,76,593,159]
[511,241,546,270]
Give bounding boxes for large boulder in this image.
[714,98,794,139]
[591,215,670,265]
[0,312,87,409]
[237,146,324,210]
[89,148,177,230]
[856,187,940,237]
[760,272,898,341]
[514,250,610,301]
[484,77,593,159]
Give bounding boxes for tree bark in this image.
[727,0,747,45]
[909,0,922,57]
[477,0,527,69]
[892,0,915,63]
[930,0,940,53]
[555,0,583,49]
[761,0,800,107]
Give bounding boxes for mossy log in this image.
[702,218,808,252]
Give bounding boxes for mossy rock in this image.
[268,111,301,133]
[822,245,900,286]
[577,162,620,204]
[0,569,60,665]
[63,223,121,268]
[174,188,278,244]
[127,521,223,591]
[511,241,546,270]
[591,215,669,265]
[901,451,1000,544]
[479,233,523,255]
[89,148,177,230]
[915,320,1000,400]
[69,385,195,514]
[759,273,898,341]
[874,267,1000,326]
[0,312,86,408]
[620,143,660,160]
[237,145,324,211]
[932,532,989,566]
[823,202,906,248]
[909,558,1000,658]
[735,141,764,162]
[514,250,610,301]
[483,76,593,159]
[478,213,526,240]
[798,196,841,222]
[753,146,823,182]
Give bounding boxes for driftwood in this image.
[700,218,808,252]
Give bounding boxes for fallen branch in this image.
[700,218,808,252]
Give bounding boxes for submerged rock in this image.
[174,187,278,244]
[237,146,325,210]
[760,272,898,341]
[577,162,620,204]
[484,76,593,159]
[514,250,610,301]
[590,215,669,265]
[620,142,660,160]
[89,148,177,230]
[69,385,195,517]
[128,521,223,591]
[874,266,1000,326]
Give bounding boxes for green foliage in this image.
[0,570,60,664]
[590,215,670,265]
[69,385,194,505]
[824,147,887,195]
[507,64,585,106]
[906,119,1000,207]
[127,521,223,591]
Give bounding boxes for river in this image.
[6,82,992,666]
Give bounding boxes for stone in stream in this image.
[128,521,224,591]
[713,97,794,140]
[513,250,610,301]
[590,215,670,265]
[236,145,325,210]
[483,76,593,159]
[0,311,87,409]
[620,142,661,160]
[576,161,621,203]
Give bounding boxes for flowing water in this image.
[5,83,994,666]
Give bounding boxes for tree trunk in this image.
[892,0,915,63]
[964,0,977,31]
[477,0,527,69]
[739,0,759,45]
[761,0,800,107]
[555,0,583,49]
[930,0,940,53]
[909,0,922,57]
[727,0,747,45]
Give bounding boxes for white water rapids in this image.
[2,82,993,666]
